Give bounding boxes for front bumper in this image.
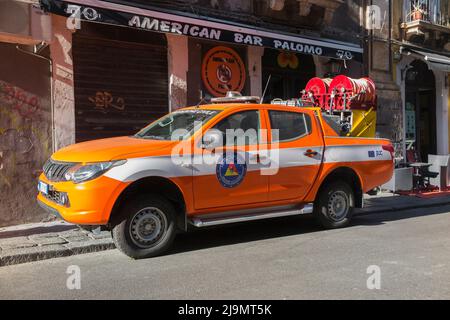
[36,173,130,225]
[37,198,64,220]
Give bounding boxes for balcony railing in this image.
[403,0,450,28]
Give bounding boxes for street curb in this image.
[0,240,115,267]
[356,200,450,216]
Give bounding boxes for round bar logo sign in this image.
[202,46,246,97]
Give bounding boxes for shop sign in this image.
[41,0,363,62]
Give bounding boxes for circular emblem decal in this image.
[216,153,247,188]
[201,46,246,97]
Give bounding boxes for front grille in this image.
[43,159,77,182]
[43,189,69,207]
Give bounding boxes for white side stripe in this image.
[104,145,390,182]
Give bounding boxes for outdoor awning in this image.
[401,47,450,72]
[39,0,363,62]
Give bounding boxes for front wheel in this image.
[112,195,177,259]
[314,181,354,229]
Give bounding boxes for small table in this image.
[408,163,432,190]
[409,162,432,169]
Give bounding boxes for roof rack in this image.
[270,98,314,107]
[210,91,260,104]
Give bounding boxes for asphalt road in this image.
[1,205,450,300]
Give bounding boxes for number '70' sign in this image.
[336,50,353,60]
[65,5,101,30]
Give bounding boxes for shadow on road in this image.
[169,204,450,255]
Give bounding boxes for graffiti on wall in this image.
[88,91,125,113]
[0,80,50,188]
[0,80,41,118]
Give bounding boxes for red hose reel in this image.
[302,75,376,111]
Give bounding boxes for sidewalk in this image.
[356,192,450,215]
[0,221,114,267]
[1,192,450,266]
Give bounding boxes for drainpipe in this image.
[16,43,55,153]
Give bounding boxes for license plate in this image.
[38,181,49,195]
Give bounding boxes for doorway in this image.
[405,60,437,161]
[261,49,315,103]
[72,22,168,142]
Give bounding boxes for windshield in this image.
[135,109,221,140]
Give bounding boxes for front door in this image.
[266,109,323,202]
[405,60,437,160]
[193,110,269,210]
[405,89,437,160]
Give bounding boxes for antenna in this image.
[195,90,208,108]
[260,74,272,104]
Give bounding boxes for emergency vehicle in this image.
[37,82,394,259]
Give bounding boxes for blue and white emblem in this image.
[216,153,247,188]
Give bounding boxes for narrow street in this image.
[1,205,449,300]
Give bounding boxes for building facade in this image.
[7,0,444,226]
[367,0,450,161]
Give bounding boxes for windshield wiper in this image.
[139,135,167,140]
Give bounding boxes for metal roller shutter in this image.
[72,29,168,142]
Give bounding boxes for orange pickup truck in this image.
[37,103,394,258]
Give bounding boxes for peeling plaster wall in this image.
[167,34,188,111]
[50,14,75,150]
[247,46,264,97]
[0,43,51,227]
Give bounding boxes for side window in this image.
[269,111,311,142]
[212,110,260,145]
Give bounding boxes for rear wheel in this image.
[112,194,176,259]
[314,181,354,229]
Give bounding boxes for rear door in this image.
[267,109,323,202]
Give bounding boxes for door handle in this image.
[258,155,269,162]
[180,161,193,169]
[304,149,318,157]
[250,154,270,163]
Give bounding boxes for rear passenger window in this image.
[269,111,311,142]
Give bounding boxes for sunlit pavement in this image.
[1,204,449,300]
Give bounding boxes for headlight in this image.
[64,160,126,184]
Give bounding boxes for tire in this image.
[314,181,354,229]
[112,194,177,259]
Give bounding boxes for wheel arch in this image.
[316,167,364,208]
[108,176,187,231]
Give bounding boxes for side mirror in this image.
[201,130,223,150]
